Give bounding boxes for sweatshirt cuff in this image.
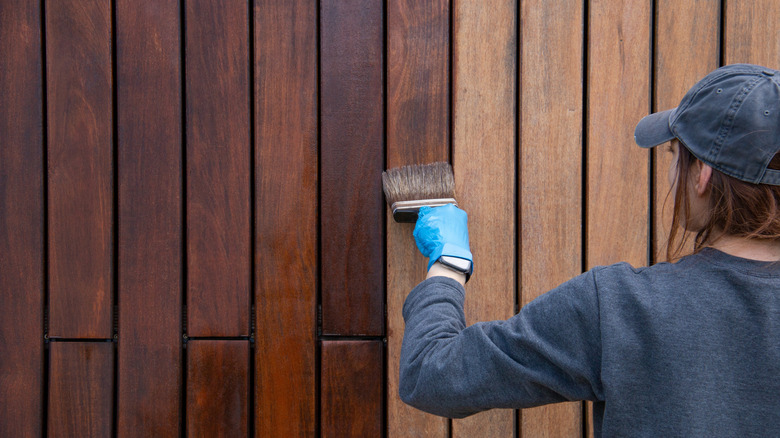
[402,276,465,321]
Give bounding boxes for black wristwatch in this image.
[437,255,473,282]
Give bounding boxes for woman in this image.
[400,63,780,437]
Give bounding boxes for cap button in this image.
[762,70,775,76]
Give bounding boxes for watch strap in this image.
[438,255,473,282]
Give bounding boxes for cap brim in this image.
[634,108,676,148]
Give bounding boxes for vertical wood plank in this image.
[451,1,516,436]
[186,340,249,437]
[254,0,318,435]
[320,0,384,336]
[724,0,780,69]
[321,340,384,437]
[586,3,651,435]
[587,0,651,268]
[46,0,113,339]
[386,0,450,436]
[48,342,114,438]
[186,0,251,337]
[116,0,182,436]
[386,0,450,167]
[653,0,719,261]
[0,1,43,436]
[519,0,584,436]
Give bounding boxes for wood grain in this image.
[451,1,516,436]
[320,0,385,336]
[321,340,383,438]
[519,0,584,435]
[0,1,44,436]
[5,2,779,437]
[386,0,450,167]
[186,0,251,337]
[653,0,719,262]
[386,0,450,436]
[48,342,114,438]
[724,0,780,69]
[586,0,651,268]
[254,0,318,435]
[186,340,249,437]
[586,1,652,436]
[46,0,113,339]
[116,0,182,436]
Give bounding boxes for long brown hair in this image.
[666,142,780,261]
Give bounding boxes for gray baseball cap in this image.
[635,63,780,185]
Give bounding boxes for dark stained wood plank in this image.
[321,340,383,438]
[386,0,450,436]
[586,0,651,268]
[653,0,719,262]
[0,1,44,436]
[46,0,113,339]
[320,0,384,336]
[254,0,318,435]
[186,340,249,437]
[518,0,584,436]
[48,342,114,437]
[451,1,516,436]
[386,0,450,167]
[116,0,182,436]
[186,0,251,337]
[724,0,780,69]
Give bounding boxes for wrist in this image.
[427,261,466,286]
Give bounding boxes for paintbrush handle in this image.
[390,198,458,223]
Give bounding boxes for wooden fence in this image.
[2,0,779,436]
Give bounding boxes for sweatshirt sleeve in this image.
[399,271,604,418]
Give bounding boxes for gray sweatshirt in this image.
[400,248,780,437]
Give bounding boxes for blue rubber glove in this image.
[413,204,473,272]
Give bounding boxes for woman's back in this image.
[595,248,780,436]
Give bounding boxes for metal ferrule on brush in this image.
[390,198,458,223]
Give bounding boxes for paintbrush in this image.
[382,161,457,223]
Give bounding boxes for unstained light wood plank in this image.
[452,1,516,436]
[320,0,384,336]
[48,342,114,438]
[386,0,450,436]
[186,0,251,337]
[254,0,318,435]
[46,0,113,339]
[321,341,384,438]
[116,0,182,436]
[0,1,44,436]
[653,0,719,262]
[724,0,780,69]
[587,0,651,268]
[519,0,584,436]
[186,340,249,437]
[586,1,652,436]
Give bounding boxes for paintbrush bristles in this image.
[382,162,455,205]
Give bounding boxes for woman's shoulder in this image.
[589,249,722,277]
[592,247,780,280]
[584,251,716,293]
[583,248,780,312]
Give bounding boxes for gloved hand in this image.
[413,204,473,272]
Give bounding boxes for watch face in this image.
[439,255,472,273]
